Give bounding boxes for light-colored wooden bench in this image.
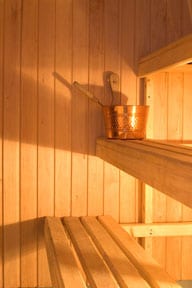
[44,216,181,288]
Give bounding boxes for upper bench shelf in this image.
[96,138,192,209]
[138,33,192,77]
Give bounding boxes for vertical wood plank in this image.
[103,0,120,222]
[150,0,167,52]
[183,72,192,140]
[55,0,72,217]
[181,235,192,280]
[150,73,168,268]
[181,0,192,35]
[142,77,154,254]
[166,0,182,44]
[119,0,138,224]
[103,162,119,221]
[88,0,104,216]
[104,0,120,102]
[152,73,168,139]
[120,0,136,105]
[72,0,89,216]
[135,0,151,247]
[166,72,183,280]
[167,73,183,140]
[20,0,38,286]
[1,1,192,285]
[181,72,192,279]
[135,0,151,60]
[120,173,137,224]
[0,0,3,286]
[141,184,153,255]
[152,189,167,267]
[3,0,21,287]
[38,0,55,286]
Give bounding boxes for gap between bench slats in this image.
[79,216,150,288]
[63,217,117,288]
[44,217,85,288]
[97,215,181,288]
[45,216,182,288]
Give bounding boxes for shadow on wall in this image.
[53,71,128,106]
[2,217,45,261]
[4,70,130,155]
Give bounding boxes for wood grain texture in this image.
[120,0,137,105]
[20,0,38,286]
[82,216,150,288]
[138,34,192,76]
[98,215,181,288]
[140,3,192,276]
[150,0,167,52]
[142,76,153,253]
[38,0,55,286]
[96,138,192,209]
[0,0,3,286]
[103,0,120,222]
[55,0,72,217]
[135,0,151,63]
[122,222,192,237]
[166,72,183,280]
[181,73,192,278]
[166,0,182,44]
[0,1,192,285]
[148,74,167,268]
[144,70,192,279]
[88,0,104,216]
[46,216,182,288]
[181,0,192,35]
[71,0,89,216]
[3,0,21,287]
[141,184,153,255]
[64,217,116,288]
[135,0,151,253]
[45,217,85,288]
[119,0,138,224]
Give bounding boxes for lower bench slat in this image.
[63,217,117,288]
[98,215,181,288]
[44,217,85,288]
[44,216,182,288]
[81,217,150,288]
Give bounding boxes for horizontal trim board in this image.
[121,222,192,237]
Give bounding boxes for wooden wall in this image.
[142,0,192,282]
[146,71,192,280]
[0,0,192,287]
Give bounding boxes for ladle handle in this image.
[109,73,120,105]
[73,81,103,107]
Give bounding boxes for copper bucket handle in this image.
[108,73,120,105]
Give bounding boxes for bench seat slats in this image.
[63,216,117,288]
[81,216,150,288]
[45,216,182,288]
[44,217,85,288]
[98,215,181,288]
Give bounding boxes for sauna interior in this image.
[1,0,192,287]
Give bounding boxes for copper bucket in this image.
[102,105,149,139]
[73,81,149,140]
